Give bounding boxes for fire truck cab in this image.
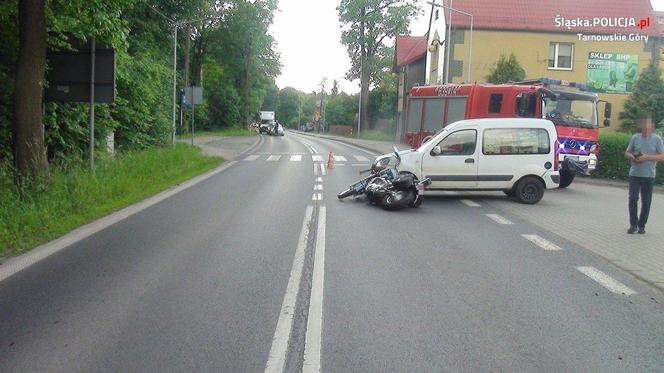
[403,79,611,188]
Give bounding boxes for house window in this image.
[548,42,574,70]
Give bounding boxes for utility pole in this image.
[172,25,177,145]
[357,57,362,137]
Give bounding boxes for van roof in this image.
[445,117,556,131]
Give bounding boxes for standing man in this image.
[625,116,664,234]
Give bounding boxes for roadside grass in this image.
[177,126,257,139]
[353,129,395,142]
[0,144,223,259]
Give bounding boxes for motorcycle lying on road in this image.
[337,146,431,210]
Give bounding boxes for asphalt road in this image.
[0,132,662,372]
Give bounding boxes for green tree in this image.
[486,53,526,84]
[619,63,664,132]
[277,87,301,127]
[326,93,358,126]
[337,0,418,130]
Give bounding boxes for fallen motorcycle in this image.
[337,146,431,210]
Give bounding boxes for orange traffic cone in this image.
[327,152,335,169]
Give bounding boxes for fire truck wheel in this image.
[515,176,544,205]
[558,170,575,188]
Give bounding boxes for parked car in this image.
[373,118,560,204]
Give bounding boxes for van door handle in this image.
[465,158,475,164]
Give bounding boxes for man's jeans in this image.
[629,176,655,228]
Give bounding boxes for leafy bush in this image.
[592,132,664,184]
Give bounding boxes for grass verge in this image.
[0,144,223,259]
[353,129,395,142]
[177,126,257,139]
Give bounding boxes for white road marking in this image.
[264,206,314,373]
[316,177,323,182]
[244,154,260,161]
[320,163,326,175]
[311,194,322,201]
[314,164,318,175]
[333,155,347,162]
[351,164,370,167]
[312,155,323,162]
[486,214,514,225]
[314,184,323,191]
[303,206,326,373]
[522,234,563,251]
[290,155,302,162]
[0,160,241,284]
[460,199,481,207]
[353,155,369,162]
[267,155,281,161]
[303,142,317,154]
[441,191,458,195]
[577,266,636,295]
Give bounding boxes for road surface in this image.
[1,132,662,372]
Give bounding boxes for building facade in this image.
[427,0,661,128]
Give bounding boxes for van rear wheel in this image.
[503,189,516,197]
[515,176,544,204]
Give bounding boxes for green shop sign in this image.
[586,52,638,94]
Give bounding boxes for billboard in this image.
[586,52,638,94]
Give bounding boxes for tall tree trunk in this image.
[12,0,47,178]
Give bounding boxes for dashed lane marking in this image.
[290,155,302,162]
[320,163,326,176]
[311,193,322,201]
[522,234,563,251]
[460,199,481,207]
[486,214,514,225]
[577,266,636,295]
[314,185,323,191]
[316,177,323,182]
[312,155,323,162]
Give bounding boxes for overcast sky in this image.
[270,0,664,94]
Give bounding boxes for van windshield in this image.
[544,97,597,128]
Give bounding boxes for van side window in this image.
[489,94,503,113]
[434,130,477,156]
[483,128,550,155]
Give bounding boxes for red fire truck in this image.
[402,78,612,188]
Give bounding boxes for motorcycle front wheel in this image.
[337,188,355,199]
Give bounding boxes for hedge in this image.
[592,132,664,184]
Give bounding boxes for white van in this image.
[376,118,560,204]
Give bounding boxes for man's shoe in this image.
[627,226,637,234]
[638,227,646,234]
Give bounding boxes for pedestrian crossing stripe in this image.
[312,155,323,162]
[290,155,302,161]
[244,155,260,161]
[353,155,369,162]
[333,155,347,162]
[267,155,281,161]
